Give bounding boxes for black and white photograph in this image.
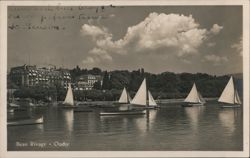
[0,0,249,157]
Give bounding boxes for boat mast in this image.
[232,77,235,104]
[145,78,149,107]
[126,88,129,103]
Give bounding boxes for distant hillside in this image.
[230,73,243,98]
[229,73,243,80]
[12,67,243,101]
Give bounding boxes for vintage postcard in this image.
[0,0,249,157]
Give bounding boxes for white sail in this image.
[234,89,242,104]
[118,87,131,103]
[63,83,74,106]
[131,78,147,106]
[198,92,206,103]
[218,76,235,104]
[184,83,203,103]
[128,94,132,102]
[148,90,157,106]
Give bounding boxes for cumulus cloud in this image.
[203,54,228,65]
[81,24,111,39]
[231,36,243,56]
[109,14,116,18]
[82,56,96,64]
[89,48,112,60]
[210,24,223,35]
[207,42,216,47]
[81,12,223,64]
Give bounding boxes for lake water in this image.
[7,100,243,151]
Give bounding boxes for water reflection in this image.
[135,110,158,135]
[8,102,243,151]
[184,106,205,131]
[219,109,240,136]
[99,114,145,135]
[36,123,44,131]
[62,109,74,133]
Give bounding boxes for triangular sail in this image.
[198,92,206,103]
[63,83,74,106]
[184,83,202,103]
[218,76,235,104]
[148,90,157,106]
[118,87,131,103]
[234,89,242,104]
[131,78,147,106]
[128,94,132,102]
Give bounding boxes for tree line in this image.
[9,66,243,102]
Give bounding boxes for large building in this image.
[76,74,103,90]
[9,65,71,88]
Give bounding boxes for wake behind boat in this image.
[181,83,206,107]
[218,76,241,108]
[100,108,146,116]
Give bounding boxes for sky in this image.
[8,6,243,75]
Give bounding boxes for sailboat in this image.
[112,87,131,106]
[181,83,206,107]
[8,116,44,126]
[100,87,145,116]
[218,76,241,108]
[131,78,160,109]
[118,87,132,104]
[61,83,77,108]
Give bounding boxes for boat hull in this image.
[59,103,77,109]
[144,106,160,109]
[181,102,205,107]
[100,110,145,116]
[113,102,129,105]
[8,116,43,126]
[9,103,20,108]
[131,104,160,110]
[7,109,14,113]
[220,104,241,108]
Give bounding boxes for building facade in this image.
[9,65,71,88]
[76,74,103,90]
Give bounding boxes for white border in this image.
[0,0,249,157]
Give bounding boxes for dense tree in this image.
[88,67,102,75]
[10,66,243,101]
[93,81,102,90]
[102,71,112,90]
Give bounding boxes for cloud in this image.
[109,14,116,18]
[182,59,192,64]
[81,12,223,65]
[203,54,228,65]
[231,36,242,56]
[207,42,216,47]
[82,48,112,65]
[210,24,223,35]
[82,57,96,64]
[89,48,112,60]
[80,24,111,39]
